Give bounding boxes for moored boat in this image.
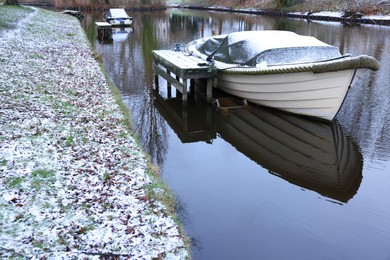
[104,8,133,26]
[185,30,380,121]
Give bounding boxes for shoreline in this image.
[0,6,189,259]
[174,4,390,26]
[18,2,390,26]
[16,0,390,26]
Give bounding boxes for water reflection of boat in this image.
[97,27,133,43]
[153,89,216,143]
[111,27,133,42]
[215,99,363,202]
[153,82,362,202]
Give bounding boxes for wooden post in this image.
[167,69,171,98]
[206,78,213,102]
[154,61,159,91]
[183,79,188,102]
[176,75,180,98]
[189,79,195,100]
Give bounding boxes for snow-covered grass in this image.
[0,6,189,259]
[0,5,34,30]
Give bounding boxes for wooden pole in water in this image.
[206,78,212,101]
[167,69,171,98]
[182,79,188,102]
[154,61,159,92]
[176,75,180,98]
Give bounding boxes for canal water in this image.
[82,9,390,260]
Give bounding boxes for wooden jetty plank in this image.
[164,51,207,71]
[153,50,216,102]
[95,22,112,28]
[153,50,216,79]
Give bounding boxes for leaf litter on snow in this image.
[0,7,188,259]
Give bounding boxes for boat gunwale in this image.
[185,36,380,75]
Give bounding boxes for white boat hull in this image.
[216,69,355,121]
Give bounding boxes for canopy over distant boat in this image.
[186,30,380,121]
[105,8,133,26]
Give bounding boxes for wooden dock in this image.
[152,50,217,102]
[95,22,112,28]
[95,22,113,42]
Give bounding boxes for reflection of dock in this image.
[96,22,113,42]
[153,89,216,143]
[152,50,216,102]
[96,23,133,43]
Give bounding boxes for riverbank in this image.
[170,0,390,14]
[173,4,390,26]
[15,0,390,25]
[0,5,189,259]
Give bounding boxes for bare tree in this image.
[276,0,290,9]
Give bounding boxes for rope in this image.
[221,55,380,75]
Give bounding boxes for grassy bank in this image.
[100,64,192,255]
[0,5,189,258]
[0,5,33,29]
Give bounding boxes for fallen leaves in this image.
[0,7,188,260]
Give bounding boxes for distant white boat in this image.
[105,8,133,26]
[185,30,380,121]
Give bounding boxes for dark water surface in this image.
[82,9,390,260]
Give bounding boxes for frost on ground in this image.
[0,7,188,259]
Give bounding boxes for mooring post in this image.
[176,75,180,98]
[167,69,171,97]
[154,61,159,91]
[189,79,195,100]
[206,78,213,101]
[183,79,188,102]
